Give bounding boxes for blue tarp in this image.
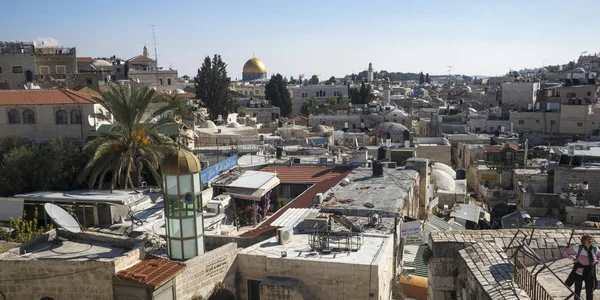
[201,155,238,183]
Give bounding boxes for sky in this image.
[3,0,599,80]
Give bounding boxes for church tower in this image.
[143,45,149,58]
[368,62,374,83]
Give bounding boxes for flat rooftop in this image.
[14,189,149,205]
[321,167,417,216]
[239,233,391,265]
[0,229,138,262]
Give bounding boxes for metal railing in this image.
[513,258,553,300]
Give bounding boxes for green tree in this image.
[195,54,238,120]
[326,76,336,85]
[265,74,293,117]
[425,73,431,84]
[419,72,425,84]
[309,75,319,85]
[336,94,345,105]
[325,96,338,107]
[2,208,53,243]
[300,97,319,115]
[78,85,177,191]
[289,76,296,84]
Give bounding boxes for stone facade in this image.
[501,82,540,109]
[175,242,239,299]
[292,85,348,114]
[239,105,280,123]
[0,42,37,90]
[35,47,77,79]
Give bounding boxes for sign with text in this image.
[401,220,421,237]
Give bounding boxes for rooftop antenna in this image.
[151,25,159,66]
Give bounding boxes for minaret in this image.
[368,62,374,83]
[143,45,149,58]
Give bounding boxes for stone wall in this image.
[0,259,116,300]
[553,166,600,205]
[0,52,36,89]
[0,241,19,253]
[175,242,239,299]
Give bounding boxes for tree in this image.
[336,94,345,105]
[289,76,296,85]
[325,96,338,107]
[195,54,238,120]
[419,72,425,85]
[78,85,177,191]
[309,75,319,85]
[265,73,293,117]
[425,73,431,84]
[300,97,319,115]
[326,76,336,85]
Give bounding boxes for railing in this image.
[513,258,553,300]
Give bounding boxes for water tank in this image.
[456,168,466,180]
[372,160,384,177]
[276,146,283,159]
[377,146,387,160]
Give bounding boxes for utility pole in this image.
[151,25,160,88]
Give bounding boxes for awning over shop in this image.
[224,171,280,201]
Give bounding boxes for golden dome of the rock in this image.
[243,57,266,74]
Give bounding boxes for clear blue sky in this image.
[3,0,598,79]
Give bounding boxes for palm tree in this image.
[78,85,180,192]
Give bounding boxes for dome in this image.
[227,121,242,128]
[432,163,456,179]
[378,122,408,135]
[92,60,112,67]
[432,169,455,191]
[243,58,266,74]
[161,149,201,174]
[573,67,586,73]
[313,124,331,133]
[199,120,217,129]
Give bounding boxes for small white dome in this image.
[432,163,456,179]
[199,120,217,129]
[92,60,112,67]
[573,67,586,73]
[432,169,455,191]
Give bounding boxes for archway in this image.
[207,289,235,300]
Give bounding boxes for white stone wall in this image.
[292,85,348,113]
[501,82,540,108]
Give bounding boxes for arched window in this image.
[167,78,172,85]
[70,109,81,124]
[23,109,35,124]
[56,110,68,124]
[8,109,20,124]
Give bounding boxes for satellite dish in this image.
[182,192,195,206]
[44,203,81,233]
[87,114,95,126]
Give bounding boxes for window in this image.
[316,90,326,97]
[8,109,20,124]
[55,65,66,74]
[588,91,592,97]
[23,109,35,124]
[577,122,584,127]
[70,109,81,124]
[12,66,23,73]
[116,68,121,73]
[0,66,2,74]
[86,78,93,85]
[55,110,68,124]
[518,120,524,124]
[551,120,556,125]
[168,78,172,85]
[39,65,50,75]
[535,120,540,123]
[159,79,163,85]
[248,280,261,300]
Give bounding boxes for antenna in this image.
[44,203,81,233]
[151,25,159,66]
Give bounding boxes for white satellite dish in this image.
[44,203,81,233]
[87,114,96,127]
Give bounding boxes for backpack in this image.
[576,244,599,260]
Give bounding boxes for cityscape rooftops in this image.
[14,189,149,205]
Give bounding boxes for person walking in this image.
[565,233,600,299]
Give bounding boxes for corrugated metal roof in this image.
[403,243,429,278]
[270,208,320,228]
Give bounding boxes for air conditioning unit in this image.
[277,227,294,245]
[319,157,328,165]
[387,162,397,169]
[293,157,301,164]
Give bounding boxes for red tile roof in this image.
[128,55,155,63]
[76,57,93,63]
[484,144,518,153]
[0,89,97,106]
[116,256,185,288]
[259,165,351,184]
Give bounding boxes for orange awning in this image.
[398,275,428,300]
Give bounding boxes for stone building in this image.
[35,46,77,86]
[238,99,281,123]
[291,85,348,114]
[501,82,540,109]
[125,46,181,92]
[0,89,109,143]
[0,41,36,90]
